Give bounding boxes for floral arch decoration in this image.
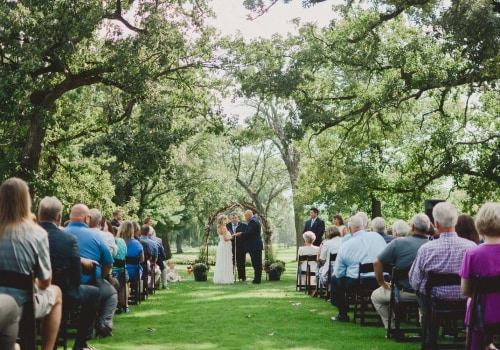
[204,202,272,264]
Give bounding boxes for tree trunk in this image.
[371,194,382,219]
[176,234,183,254]
[19,111,47,185]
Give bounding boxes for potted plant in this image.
[268,261,286,281]
[192,263,208,281]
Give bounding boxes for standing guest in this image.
[111,209,123,227]
[0,178,62,350]
[65,204,118,338]
[0,294,19,350]
[456,214,480,245]
[234,210,264,284]
[372,217,394,243]
[371,214,430,330]
[227,213,248,282]
[460,203,500,350]
[409,202,477,347]
[38,196,100,350]
[333,214,348,236]
[303,207,325,246]
[330,215,387,322]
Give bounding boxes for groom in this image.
[227,213,247,281]
[235,210,263,284]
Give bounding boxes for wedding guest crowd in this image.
[0,177,170,350]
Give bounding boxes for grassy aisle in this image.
[82,247,421,350]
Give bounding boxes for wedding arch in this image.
[203,202,272,264]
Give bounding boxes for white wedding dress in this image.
[213,230,234,284]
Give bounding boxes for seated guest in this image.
[331,215,387,322]
[115,222,134,313]
[38,196,100,350]
[0,294,19,350]
[392,219,410,238]
[139,225,161,290]
[371,214,430,330]
[372,217,393,243]
[456,214,480,244]
[460,203,500,350]
[318,226,342,287]
[65,204,118,338]
[166,260,181,283]
[89,208,117,257]
[298,231,319,271]
[0,178,62,350]
[409,202,476,346]
[124,221,144,285]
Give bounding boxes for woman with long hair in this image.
[213,214,234,284]
[0,178,62,350]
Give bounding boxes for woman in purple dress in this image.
[460,202,500,350]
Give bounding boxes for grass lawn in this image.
[79,247,422,350]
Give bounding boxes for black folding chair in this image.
[126,256,141,305]
[0,270,36,350]
[354,262,392,326]
[423,272,466,350]
[113,259,127,310]
[324,253,337,301]
[387,267,421,342]
[296,255,308,292]
[465,275,500,350]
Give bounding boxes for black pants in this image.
[232,237,246,280]
[248,249,262,283]
[331,276,378,316]
[67,284,100,347]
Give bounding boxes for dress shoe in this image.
[251,280,261,284]
[331,314,350,322]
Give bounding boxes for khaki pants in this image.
[371,286,417,329]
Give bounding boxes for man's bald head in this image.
[244,210,253,221]
[70,204,90,223]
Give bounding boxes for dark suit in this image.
[227,221,247,281]
[40,221,100,348]
[303,217,325,246]
[242,215,264,283]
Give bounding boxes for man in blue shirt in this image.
[331,214,387,322]
[65,204,117,338]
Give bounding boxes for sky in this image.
[208,0,335,39]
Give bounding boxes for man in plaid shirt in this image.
[409,202,476,345]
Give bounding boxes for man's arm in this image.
[373,259,390,290]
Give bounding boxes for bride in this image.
[213,214,234,284]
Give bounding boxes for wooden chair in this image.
[465,275,500,350]
[126,256,141,305]
[324,253,337,301]
[423,272,466,350]
[0,270,36,350]
[354,263,392,326]
[296,255,317,294]
[386,267,421,342]
[296,255,308,292]
[113,259,127,310]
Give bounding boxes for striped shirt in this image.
[409,232,476,299]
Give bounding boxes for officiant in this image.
[227,213,247,281]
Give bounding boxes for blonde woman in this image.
[213,214,234,284]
